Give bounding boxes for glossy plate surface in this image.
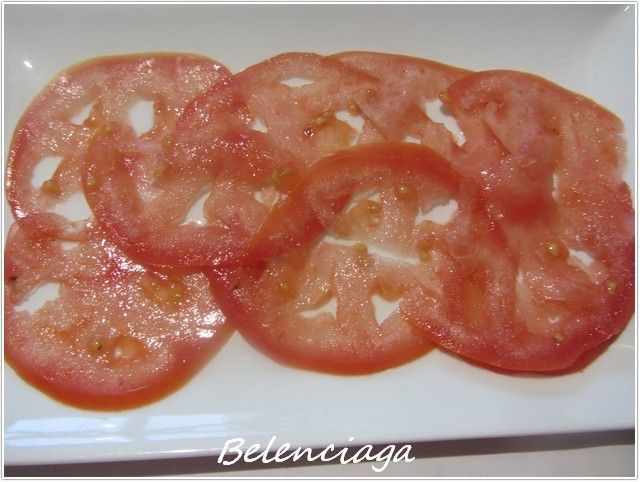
[3,4,635,466]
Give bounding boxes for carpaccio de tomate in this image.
[4,51,635,410]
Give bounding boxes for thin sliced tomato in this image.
[4,223,232,410]
[405,70,635,371]
[208,142,506,374]
[443,70,631,231]
[6,53,229,240]
[236,52,378,164]
[333,51,470,158]
[83,77,304,267]
[405,214,633,372]
[443,69,633,313]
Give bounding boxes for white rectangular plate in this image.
[3,4,635,466]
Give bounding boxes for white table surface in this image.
[4,429,634,477]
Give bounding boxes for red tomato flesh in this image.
[333,51,470,159]
[83,78,304,267]
[236,52,379,164]
[4,224,232,410]
[6,53,229,241]
[404,70,635,371]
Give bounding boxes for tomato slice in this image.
[333,51,470,158]
[83,77,304,267]
[405,213,633,372]
[236,52,378,164]
[4,223,231,410]
[404,70,634,371]
[6,53,229,240]
[443,70,634,310]
[208,142,506,374]
[442,70,631,226]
